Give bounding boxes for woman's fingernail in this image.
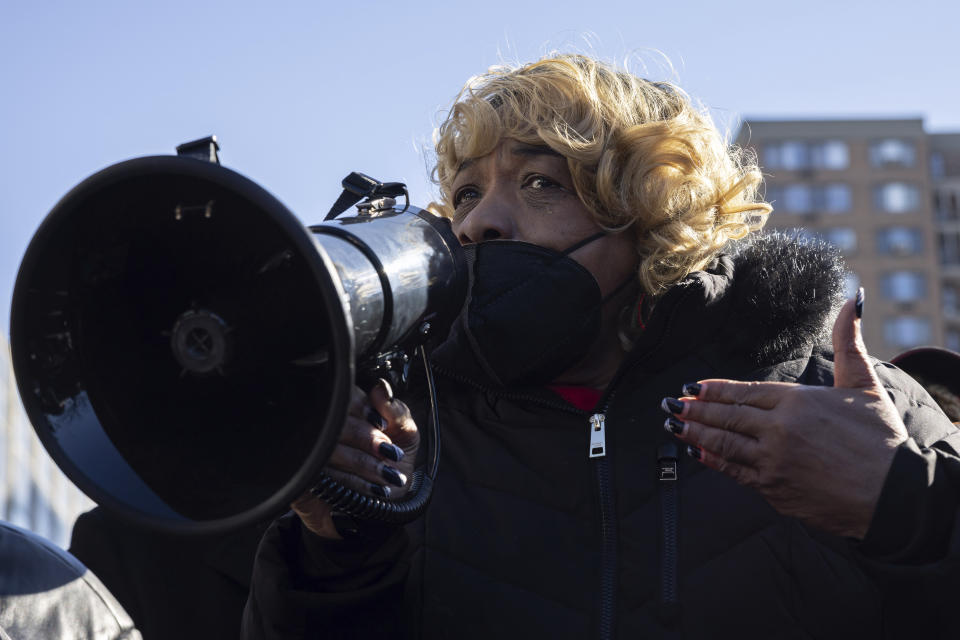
[855,287,864,319]
[381,465,407,487]
[661,397,685,414]
[681,382,702,397]
[378,442,405,462]
[378,378,395,402]
[366,407,386,430]
[663,417,686,435]
[686,445,702,460]
[371,484,391,498]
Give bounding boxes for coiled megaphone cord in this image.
[309,344,440,524]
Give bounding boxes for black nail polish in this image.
[379,378,395,402]
[681,382,702,397]
[371,484,391,498]
[855,287,864,319]
[381,465,406,487]
[378,442,404,462]
[663,417,685,435]
[661,397,684,414]
[366,407,386,430]
[686,445,702,460]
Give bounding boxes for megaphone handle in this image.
[310,345,440,524]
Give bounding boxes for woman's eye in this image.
[524,175,558,191]
[453,187,479,207]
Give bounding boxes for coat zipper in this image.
[589,412,616,640]
[587,375,626,640]
[589,411,682,637]
[436,352,679,640]
[579,286,697,638]
[435,364,620,638]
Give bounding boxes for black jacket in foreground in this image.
[70,507,270,640]
[1,520,140,639]
[243,233,960,639]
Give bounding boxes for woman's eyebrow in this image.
[454,158,475,179]
[453,144,562,179]
[510,143,562,159]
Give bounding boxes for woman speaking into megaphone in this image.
[244,54,960,639]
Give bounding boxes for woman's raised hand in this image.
[661,292,908,539]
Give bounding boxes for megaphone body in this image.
[9,148,466,535]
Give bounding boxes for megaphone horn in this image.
[9,136,466,535]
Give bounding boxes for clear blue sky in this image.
[2,0,958,335]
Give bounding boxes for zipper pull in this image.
[658,442,679,481]
[588,413,606,458]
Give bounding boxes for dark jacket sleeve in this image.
[70,507,268,640]
[69,509,145,625]
[852,364,960,637]
[241,512,412,639]
[860,436,960,564]
[857,363,960,564]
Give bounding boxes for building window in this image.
[874,182,920,213]
[767,183,851,214]
[937,189,960,221]
[944,286,959,315]
[822,228,857,253]
[881,271,926,302]
[813,141,850,169]
[940,232,960,266]
[783,185,812,212]
[797,228,856,253]
[884,317,932,348]
[876,227,924,256]
[821,183,852,213]
[763,145,781,170]
[931,152,945,179]
[780,141,808,170]
[869,139,917,168]
[764,140,849,170]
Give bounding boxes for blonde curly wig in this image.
[431,54,771,296]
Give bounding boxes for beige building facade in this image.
[736,119,951,360]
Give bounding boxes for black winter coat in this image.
[243,235,960,639]
[70,507,270,640]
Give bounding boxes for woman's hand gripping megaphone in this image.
[291,379,421,539]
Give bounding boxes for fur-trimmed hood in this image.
[720,230,848,366]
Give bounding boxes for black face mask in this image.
[459,233,627,387]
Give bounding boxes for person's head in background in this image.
[891,346,960,422]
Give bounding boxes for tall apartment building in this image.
[735,118,955,360]
[1,332,94,547]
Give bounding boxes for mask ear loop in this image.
[559,231,636,304]
[560,231,608,256]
